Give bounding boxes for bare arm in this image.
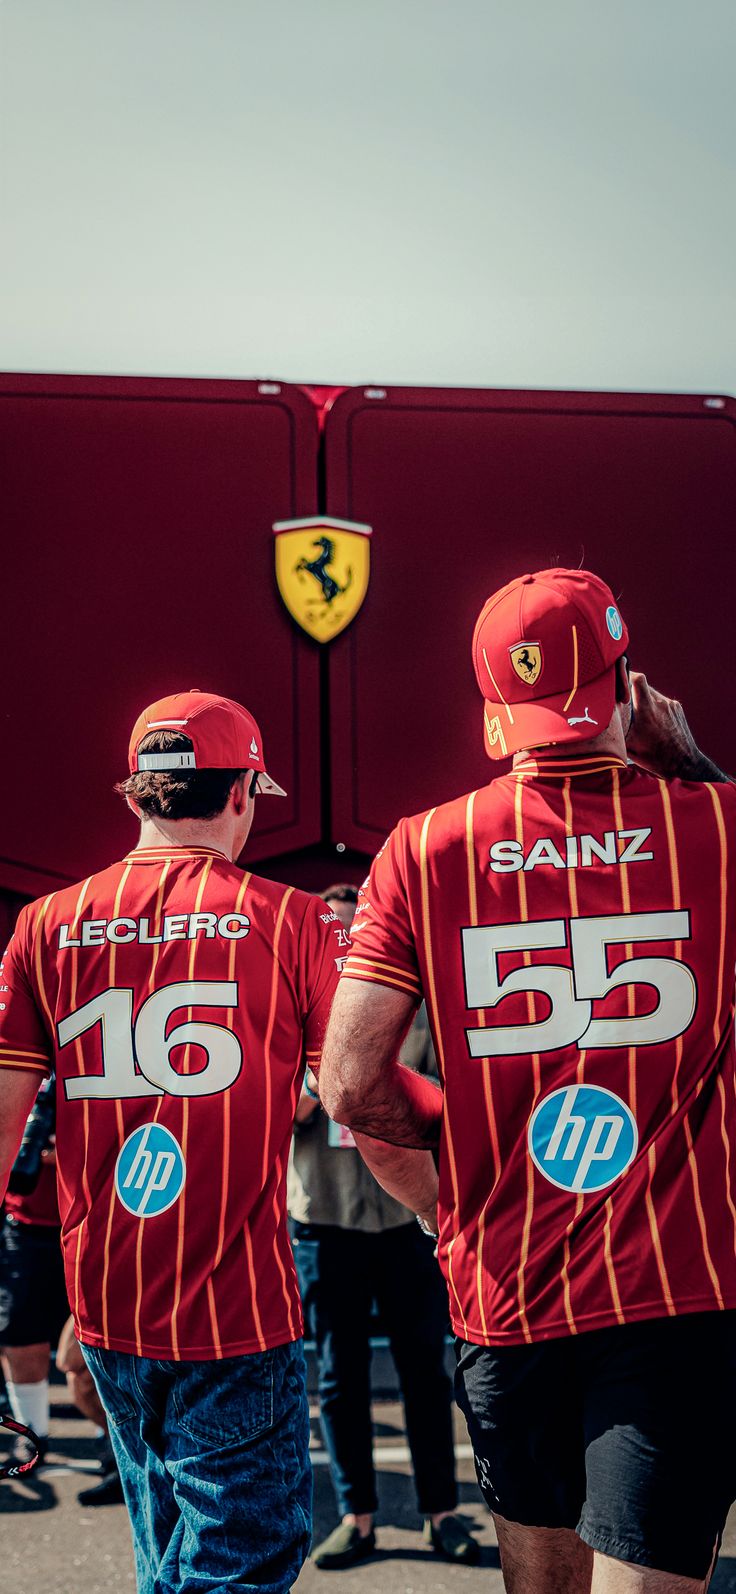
[0,1069,48,1204]
[319,978,441,1225]
[294,1067,321,1126]
[352,1131,439,1229]
[627,672,733,783]
[294,1087,320,1125]
[319,978,443,1150]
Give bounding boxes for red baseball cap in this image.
[472,568,629,760]
[128,691,287,796]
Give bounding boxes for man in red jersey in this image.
[319,569,736,1594]
[0,690,347,1594]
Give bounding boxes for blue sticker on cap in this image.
[605,606,623,641]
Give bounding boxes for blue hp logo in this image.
[528,1085,637,1194]
[115,1124,186,1217]
[605,605,623,640]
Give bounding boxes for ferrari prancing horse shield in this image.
[273,517,372,643]
[509,642,543,687]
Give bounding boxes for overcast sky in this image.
[1,0,734,393]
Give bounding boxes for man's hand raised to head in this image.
[626,671,732,785]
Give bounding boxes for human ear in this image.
[615,656,631,705]
[230,775,249,817]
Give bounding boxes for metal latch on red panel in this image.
[273,517,372,642]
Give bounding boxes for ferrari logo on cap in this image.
[509,642,543,687]
[273,518,372,644]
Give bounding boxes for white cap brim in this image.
[255,771,288,798]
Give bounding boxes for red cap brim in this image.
[482,668,618,760]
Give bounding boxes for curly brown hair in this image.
[117,730,246,821]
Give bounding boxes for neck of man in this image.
[513,712,628,769]
[134,814,236,859]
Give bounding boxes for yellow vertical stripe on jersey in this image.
[134,860,172,1358]
[559,780,581,1334]
[285,1064,305,1332]
[627,785,677,1316]
[603,1197,625,1323]
[63,877,93,1329]
[658,780,725,1305]
[268,1066,304,1344]
[243,1221,266,1352]
[205,871,254,1359]
[658,783,685,1112]
[611,770,637,1115]
[271,1151,298,1340]
[109,865,133,1141]
[644,1143,675,1314]
[715,1072,736,1259]
[562,781,578,920]
[261,888,293,1190]
[465,790,495,1343]
[684,1114,725,1308]
[705,785,729,1049]
[148,861,173,995]
[101,865,134,1349]
[215,873,251,1273]
[262,888,296,1332]
[31,895,56,1031]
[171,861,213,1358]
[206,1279,221,1352]
[514,778,538,1345]
[561,782,587,1086]
[419,808,468,1336]
[704,788,736,1256]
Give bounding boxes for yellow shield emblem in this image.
[273,518,372,643]
[509,642,543,687]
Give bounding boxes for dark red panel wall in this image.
[0,375,320,894]
[324,386,736,852]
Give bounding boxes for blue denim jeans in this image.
[82,1338,311,1594]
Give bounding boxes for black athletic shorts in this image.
[455,1312,736,1581]
[0,1217,69,1348]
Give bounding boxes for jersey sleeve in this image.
[299,898,353,1069]
[342,822,423,1003]
[0,907,53,1077]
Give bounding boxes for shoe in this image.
[78,1435,124,1506]
[11,1432,48,1469]
[94,1434,117,1472]
[78,1467,125,1507]
[424,1514,481,1563]
[312,1523,377,1569]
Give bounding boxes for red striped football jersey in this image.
[344,755,736,1344]
[0,846,346,1359]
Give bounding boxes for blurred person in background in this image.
[56,1316,124,1506]
[289,882,479,1571]
[0,1117,67,1467]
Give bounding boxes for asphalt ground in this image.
[1,1352,736,1594]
